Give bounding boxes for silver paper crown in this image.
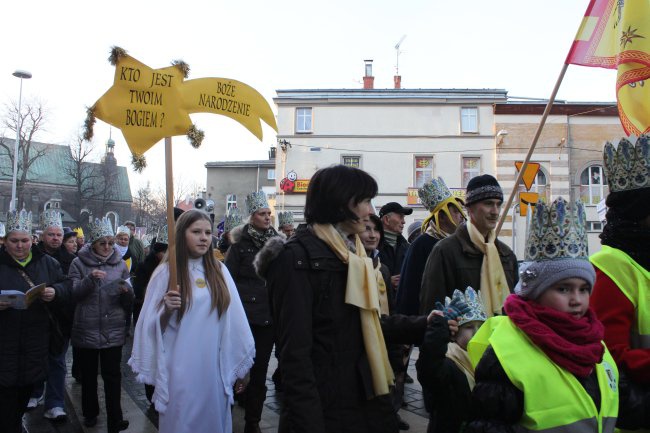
[140,234,152,249]
[40,209,63,230]
[445,287,487,326]
[418,177,453,211]
[277,210,294,227]
[603,135,650,193]
[116,225,130,236]
[224,207,243,232]
[6,208,33,234]
[156,225,169,245]
[525,197,588,261]
[245,190,269,215]
[89,217,114,243]
[0,222,4,237]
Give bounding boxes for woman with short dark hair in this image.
[257,164,400,433]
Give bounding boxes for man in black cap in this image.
[378,202,413,291]
[419,174,518,315]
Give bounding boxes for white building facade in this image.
[274,88,508,224]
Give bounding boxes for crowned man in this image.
[397,177,466,315]
[29,209,75,421]
[216,206,243,260]
[123,220,145,271]
[277,210,295,238]
[591,135,650,393]
[114,225,133,271]
[224,191,281,433]
[420,174,518,316]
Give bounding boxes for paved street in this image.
[24,336,430,433]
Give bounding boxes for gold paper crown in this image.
[603,135,650,193]
[89,217,114,243]
[6,208,33,234]
[525,197,588,261]
[73,227,84,237]
[40,209,63,230]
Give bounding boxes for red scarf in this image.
[503,294,605,377]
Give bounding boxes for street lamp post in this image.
[10,70,32,212]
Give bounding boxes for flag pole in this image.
[495,63,570,236]
[164,136,178,292]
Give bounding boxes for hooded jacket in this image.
[225,224,281,326]
[69,244,134,349]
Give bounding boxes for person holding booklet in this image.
[0,208,69,433]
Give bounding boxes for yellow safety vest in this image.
[591,245,650,349]
[468,316,619,433]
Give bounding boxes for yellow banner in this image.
[92,54,277,156]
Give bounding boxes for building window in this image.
[267,169,276,180]
[580,165,608,205]
[226,194,237,211]
[296,107,312,133]
[414,156,434,188]
[342,155,361,168]
[518,168,549,202]
[588,221,603,232]
[460,107,478,133]
[462,157,481,188]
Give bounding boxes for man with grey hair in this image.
[420,174,518,315]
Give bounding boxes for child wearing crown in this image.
[416,287,485,433]
[464,197,650,433]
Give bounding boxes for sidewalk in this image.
[25,339,430,433]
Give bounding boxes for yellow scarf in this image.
[445,342,476,389]
[466,221,508,317]
[312,224,395,396]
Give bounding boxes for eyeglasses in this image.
[97,241,115,246]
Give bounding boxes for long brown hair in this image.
[163,209,231,320]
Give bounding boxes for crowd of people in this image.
[1,134,649,433]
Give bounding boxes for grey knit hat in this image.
[515,259,596,300]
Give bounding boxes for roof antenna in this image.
[395,35,407,75]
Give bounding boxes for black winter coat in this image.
[225,224,273,327]
[416,316,473,433]
[0,246,70,386]
[36,242,77,336]
[378,234,409,277]
[261,225,410,433]
[419,223,519,315]
[466,346,650,432]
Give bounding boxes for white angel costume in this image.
[129,258,255,433]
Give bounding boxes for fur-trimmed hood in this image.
[254,236,287,279]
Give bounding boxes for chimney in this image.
[363,59,374,89]
[394,75,401,89]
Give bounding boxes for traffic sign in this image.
[519,192,539,216]
[515,161,541,191]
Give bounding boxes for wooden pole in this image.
[164,136,178,292]
[495,63,570,236]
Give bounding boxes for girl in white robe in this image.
[129,210,255,433]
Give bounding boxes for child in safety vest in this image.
[416,286,486,433]
[465,197,650,433]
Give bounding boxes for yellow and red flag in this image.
[566,0,650,135]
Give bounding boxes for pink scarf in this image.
[504,294,605,377]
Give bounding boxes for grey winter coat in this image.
[69,244,134,349]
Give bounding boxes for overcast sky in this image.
[2,0,617,195]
